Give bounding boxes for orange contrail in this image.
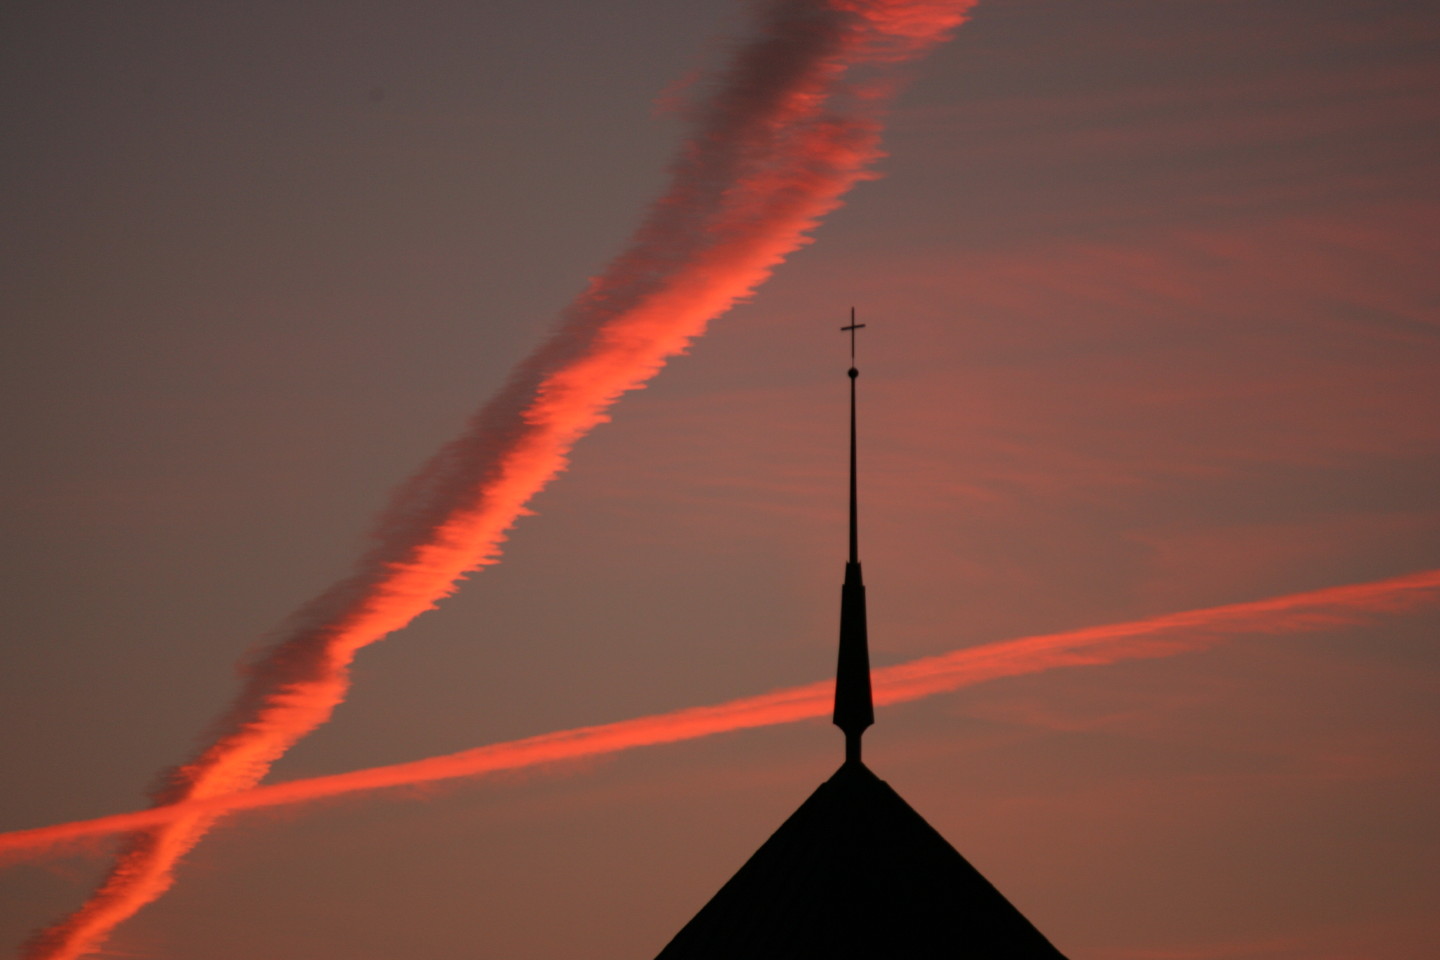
[6,567,1436,864]
[21,3,978,958]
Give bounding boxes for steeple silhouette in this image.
[834,308,874,763]
[651,312,1071,959]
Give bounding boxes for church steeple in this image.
[834,309,874,764]
[653,310,1072,959]
[652,310,1072,960]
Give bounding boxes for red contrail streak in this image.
[21,3,978,958]
[6,567,1436,863]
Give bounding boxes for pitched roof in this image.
[654,760,1069,959]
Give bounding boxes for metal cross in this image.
[840,307,866,364]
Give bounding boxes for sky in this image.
[2,1,1438,958]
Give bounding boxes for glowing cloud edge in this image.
[5,565,1436,862]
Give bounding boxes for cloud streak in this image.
[6,566,1436,863]
[20,3,977,957]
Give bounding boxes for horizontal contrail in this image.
[5,567,1436,862]
[23,4,980,958]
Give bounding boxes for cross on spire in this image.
[841,306,866,366]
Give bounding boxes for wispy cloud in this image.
[4,567,1435,864]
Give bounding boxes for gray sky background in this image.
[3,2,1438,957]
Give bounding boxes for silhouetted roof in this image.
[654,759,1069,959]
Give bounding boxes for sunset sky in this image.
[3,1,1439,958]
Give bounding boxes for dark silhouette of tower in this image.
[652,313,1070,959]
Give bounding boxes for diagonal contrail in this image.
[6,567,1436,863]
[21,3,979,957]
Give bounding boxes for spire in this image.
[655,313,1073,960]
[834,309,874,764]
